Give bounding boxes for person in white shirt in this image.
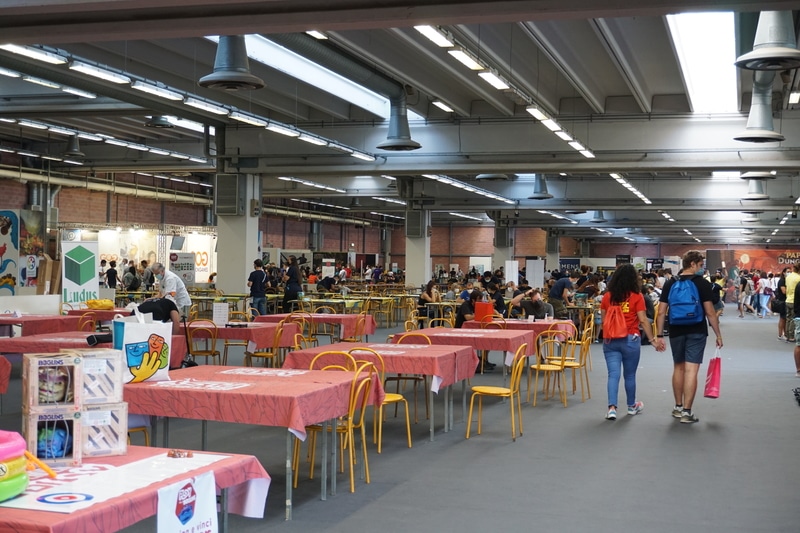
[151,262,192,316]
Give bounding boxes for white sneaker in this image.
[627,401,644,416]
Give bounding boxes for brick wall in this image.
[1,180,29,209]
[514,227,547,256]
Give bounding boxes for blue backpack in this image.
[668,276,704,325]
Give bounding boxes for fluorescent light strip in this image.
[594,228,613,234]
[62,87,96,99]
[47,126,75,136]
[537,210,578,224]
[17,151,39,157]
[414,25,454,48]
[0,146,15,153]
[541,119,561,132]
[0,119,14,124]
[169,152,190,160]
[298,134,327,146]
[447,49,484,70]
[610,173,651,205]
[372,196,406,206]
[421,174,515,204]
[184,97,228,115]
[62,159,84,165]
[291,198,350,210]
[351,151,376,162]
[188,157,208,164]
[17,120,48,130]
[229,111,268,127]
[77,133,103,141]
[448,212,482,221]
[147,148,171,156]
[790,91,800,105]
[0,44,66,64]
[381,175,396,181]
[278,176,346,194]
[131,81,183,100]
[69,61,131,83]
[306,31,328,40]
[0,67,19,78]
[568,141,585,151]
[327,142,354,154]
[555,131,573,141]
[526,106,548,120]
[684,229,693,235]
[478,71,509,90]
[694,237,702,243]
[266,123,300,137]
[432,100,454,113]
[22,76,60,89]
[371,211,404,219]
[104,139,130,147]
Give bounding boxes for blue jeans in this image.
[603,335,641,408]
[759,294,770,317]
[251,296,266,317]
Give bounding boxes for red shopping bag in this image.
[474,301,494,323]
[704,350,721,399]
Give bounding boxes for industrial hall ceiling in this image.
[1,1,800,245]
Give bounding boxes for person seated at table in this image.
[443,282,458,301]
[576,274,601,299]
[487,283,506,317]
[454,289,495,371]
[316,275,340,293]
[418,279,441,324]
[134,297,181,334]
[457,281,474,303]
[509,289,554,319]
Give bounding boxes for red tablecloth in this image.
[0,331,188,369]
[0,445,269,533]
[285,341,477,393]
[408,328,535,357]
[182,322,298,352]
[0,314,81,336]
[255,313,377,340]
[462,318,574,337]
[66,309,131,322]
[124,365,384,440]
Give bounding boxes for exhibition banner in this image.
[61,241,100,304]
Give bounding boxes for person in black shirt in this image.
[317,275,340,293]
[105,260,121,289]
[248,259,268,316]
[487,283,506,317]
[135,298,180,334]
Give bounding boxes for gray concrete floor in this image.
[2,303,798,532]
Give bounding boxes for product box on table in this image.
[63,348,125,404]
[81,401,128,457]
[22,407,82,467]
[22,352,83,410]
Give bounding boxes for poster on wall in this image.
[0,210,19,294]
[185,233,216,284]
[321,258,336,279]
[169,252,196,286]
[559,257,579,273]
[19,209,44,287]
[61,241,100,304]
[615,254,631,266]
[717,248,800,280]
[98,229,158,268]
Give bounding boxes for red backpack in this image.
[603,305,628,340]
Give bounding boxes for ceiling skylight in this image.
[667,12,738,113]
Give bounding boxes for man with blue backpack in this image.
[654,250,723,424]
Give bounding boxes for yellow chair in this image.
[313,306,338,343]
[479,314,506,329]
[77,311,97,332]
[349,347,411,453]
[222,311,250,365]
[370,298,394,328]
[387,332,431,423]
[244,324,284,367]
[563,334,592,402]
[187,319,221,365]
[308,350,358,371]
[340,313,367,343]
[528,337,568,407]
[60,302,74,315]
[427,317,453,328]
[188,304,199,321]
[288,312,319,347]
[466,343,528,441]
[127,426,151,447]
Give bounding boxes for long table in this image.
[124,365,385,519]
[0,314,81,336]
[462,318,574,337]
[0,445,270,533]
[415,328,535,363]
[0,330,188,369]
[284,341,477,440]
[255,313,376,341]
[66,308,131,322]
[182,321,298,353]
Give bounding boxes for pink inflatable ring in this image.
[0,430,26,463]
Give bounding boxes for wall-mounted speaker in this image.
[494,226,514,248]
[580,240,591,256]
[546,234,559,253]
[214,173,246,215]
[405,210,425,238]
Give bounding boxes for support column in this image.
[216,174,261,295]
[545,229,560,273]
[492,225,514,281]
[404,210,431,288]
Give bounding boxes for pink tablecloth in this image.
[285,341,477,393]
[409,328,535,357]
[462,319,574,337]
[182,322,298,352]
[255,313,377,340]
[0,314,81,336]
[124,365,384,439]
[0,445,269,533]
[66,309,131,322]
[0,331,188,369]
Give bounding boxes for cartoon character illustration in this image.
[0,216,11,236]
[0,243,5,262]
[126,333,169,383]
[38,368,72,403]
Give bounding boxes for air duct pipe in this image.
[267,33,421,151]
[734,70,784,143]
[0,168,212,206]
[27,182,42,210]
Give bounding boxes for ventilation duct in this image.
[62,135,84,158]
[350,197,361,207]
[735,11,800,70]
[742,179,768,200]
[527,174,553,199]
[199,35,265,91]
[145,115,174,128]
[27,182,42,210]
[476,173,510,181]
[589,210,607,223]
[267,34,420,151]
[734,70,784,143]
[741,213,761,224]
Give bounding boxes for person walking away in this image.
[282,255,303,312]
[600,263,662,420]
[248,258,268,317]
[140,260,154,291]
[105,260,121,290]
[775,268,788,340]
[654,250,723,424]
[756,274,771,318]
[151,262,192,317]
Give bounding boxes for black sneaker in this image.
[680,410,699,424]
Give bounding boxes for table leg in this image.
[429,389,435,441]
[219,487,229,532]
[149,415,157,447]
[331,418,337,496]
[461,380,467,422]
[448,384,454,430]
[201,420,207,450]
[321,420,327,501]
[285,432,293,521]
[442,387,449,432]
[163,417,170,448]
